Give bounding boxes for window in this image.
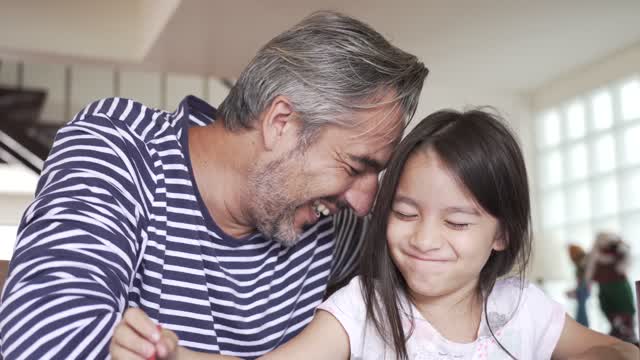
[536,76,640,336]
[591,91,613,130]
[620,80,640,121]
[536,76,640,257]
[0,225,19,261]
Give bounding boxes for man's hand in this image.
[110,308,179,360]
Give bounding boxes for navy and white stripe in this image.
[0,96,364,359]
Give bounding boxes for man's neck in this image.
[188,120,257,239]
[411,280,483,344]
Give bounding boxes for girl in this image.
[112,109,638,359]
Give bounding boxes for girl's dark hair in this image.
[360,108,532,359]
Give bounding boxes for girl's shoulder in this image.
[489,277,556,312]
[483,277,567,359]
[482,277,565,335]
[318,276,368,321]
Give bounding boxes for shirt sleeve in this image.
[0,105,146,359]
[317,276,367,358]
[524,283,567,360]
[326,210,369,295]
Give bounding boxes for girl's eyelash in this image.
[392,210,416,219]
[446,221,470,229]
[391,209,472,228]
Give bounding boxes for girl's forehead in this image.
[399,149,491,215]
[399,152,463,195]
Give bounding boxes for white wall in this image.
[23,62,66,123]
[0,193,33,260]
[0,193,33,226]
[0,1,180,62]
[120,70,163,110]
[166,74,205,111]
[531,41,640,111]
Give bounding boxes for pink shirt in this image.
[318,276,566,360]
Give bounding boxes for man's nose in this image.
[343,174,379,217]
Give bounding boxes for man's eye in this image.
[348,166,363,176]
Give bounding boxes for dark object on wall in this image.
[0,86,59,174]
[0,260,8,298]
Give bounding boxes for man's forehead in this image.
[348,101,406,144]
[346,132,401,171]
[354,111,403,133]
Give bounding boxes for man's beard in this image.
[247,148,309,247]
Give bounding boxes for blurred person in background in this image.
[567,244,591,327]
[586,232,638,345]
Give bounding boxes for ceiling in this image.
[1,0,640,92]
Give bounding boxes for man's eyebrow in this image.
[348,154,385,172]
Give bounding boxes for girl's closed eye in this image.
[445,220,471,230]
[392,209,418,220]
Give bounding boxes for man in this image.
[0,11,428,359]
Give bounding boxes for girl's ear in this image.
[492,226,507,251]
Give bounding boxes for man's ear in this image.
[260,96,296,151]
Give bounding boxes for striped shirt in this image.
[0,96,366,360]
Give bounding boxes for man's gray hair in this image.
[218,11,429,139]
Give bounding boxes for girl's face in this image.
[387,149,505,302]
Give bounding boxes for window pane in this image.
[23,62,66,122]
[620,169,640,211]
[542,190,566,228]
[592,134,616,174]
[566,223,593,250]
[592,176,618,218]
[538,111,562,148]
[540,150,564,187]
[536,229,568,278]
[567,143,588,181]
[593,217,621,235]
[207,78,230,108]
[535,228,570,280]
[120,70,162,110]
[621,213,640,254]
[0,60,19,86]
[545,228,567,245]
[567,183,591,222]
[620,79,640,122]
[591,91,613,130]
[566,102,586,139]
[630,254,640,281]
[0,225,19,260]
[71,64,114,117]
[0,164,39,194]
[166,73,205,111]
[622,123,640,166]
